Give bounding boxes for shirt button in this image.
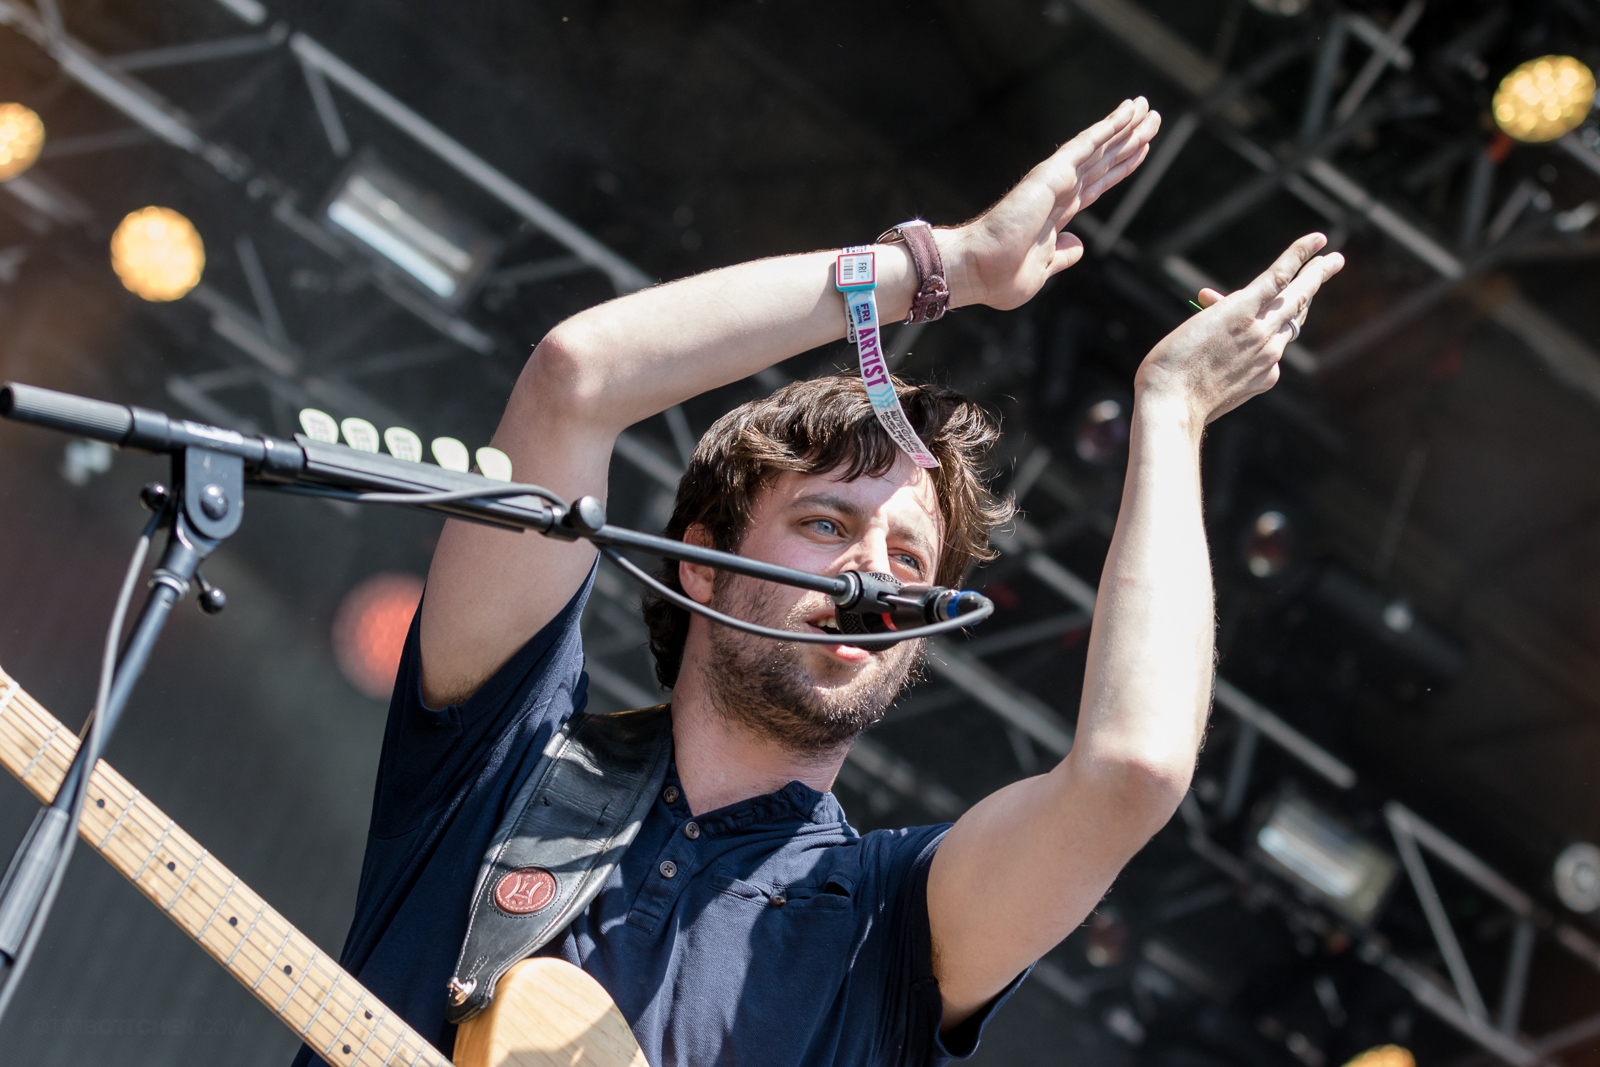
[659,860,678,879]
[770,892,787,907]
[684,821,701,840]
[662,786,680,804]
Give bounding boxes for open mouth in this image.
[813,617,843,636]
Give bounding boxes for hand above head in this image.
[1135,232,1345,427]
[947,97,1161,311]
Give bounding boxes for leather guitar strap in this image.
[445,703,673,1024]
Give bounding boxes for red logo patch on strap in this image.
[493,866,557,915]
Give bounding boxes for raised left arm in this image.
[926,234,1345,1027]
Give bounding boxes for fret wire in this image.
[100,791,163,871]
[276,939,317,1014]
[12,697,73,775]
[164,845,207,911]
[302,970,342,1036]
[308,951,367,1052]
[129,817,174,882]
[305,952,364,1043]
[225,899,268,967]
[322,1001,358,1059]
[358,1017,403,1062]
[196,873,239,943]
[252,924,295,992]
[19,721,61,781]
[93,787,141,849]
[125,812,171,883]
[360,1006,409,1066]
[349,1011,384,1064]
[10,710,77,793]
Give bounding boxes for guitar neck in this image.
[0,666,450,1067]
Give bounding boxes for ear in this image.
[679,524,716,605]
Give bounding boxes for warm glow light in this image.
[110,206,205,301]
[0,104,44,181]
[1341,1047,1415,1067]
[1493,56,1596,143]
[1244,510,1294,579]
[332,573,424,699]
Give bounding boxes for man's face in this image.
[681,454,943,754]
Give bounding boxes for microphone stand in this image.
[0,381,991,1019]
[0,443,243,1018]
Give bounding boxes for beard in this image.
[700,573,924,756]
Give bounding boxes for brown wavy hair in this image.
[641,374,1013,688]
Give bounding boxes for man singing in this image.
[294,96,1343,1066]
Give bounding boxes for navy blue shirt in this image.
[293,569,1021,1067]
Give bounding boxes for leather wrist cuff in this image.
[877,220,950,324]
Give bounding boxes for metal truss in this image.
[0,0,649,438]
[1066,0,1600,407]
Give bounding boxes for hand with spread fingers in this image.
[1136,232,1345,425]
[954,96,1163,311]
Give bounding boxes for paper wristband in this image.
[835,248,940,469]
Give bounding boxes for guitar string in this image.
[49,723,433,1063]
[1,687,444,1066]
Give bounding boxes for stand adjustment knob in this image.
[199,483,229,520]
[196,571,227,615]
[568,495,606,535]
[140,482,169,512]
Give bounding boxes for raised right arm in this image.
[417,98,1160,707]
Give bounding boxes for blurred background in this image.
[2,0,1600,1064]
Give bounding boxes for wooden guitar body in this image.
[454,958,648,1067]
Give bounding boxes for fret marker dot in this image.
[343,1045,351,1055]
[167,861,176,871]
[283,964,292,975]
[96,798,104,808]
[228,916,238,926]
[364,1011,372,1020]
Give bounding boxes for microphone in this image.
[833,571,992,636]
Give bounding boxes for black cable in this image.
[356,483,567,507]
[601,548,991,646]
[270,482,568,508]
[0,509,159,1022]
[269,481,990,648]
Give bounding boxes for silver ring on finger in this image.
[1282,318,1301,343]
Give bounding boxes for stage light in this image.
[1340,1047,1414,1067]
[0,103,44,181]
[332,572,424,699]
[110,206,205,301]
[1242,510,1294,579]
[1074,398,1130,465]
[1493,56,1595,143]
[324,155,496,305]
[1254,793,1397,925]
[1554,842,1600,913]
